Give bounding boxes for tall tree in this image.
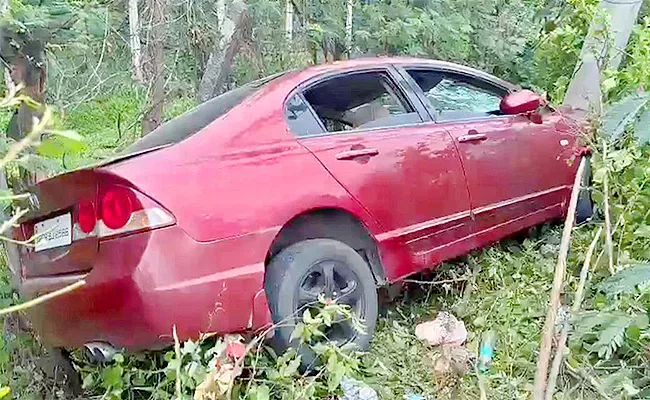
[1,28,47,180]
[216,0,226,25]
[345,0,352,56]
[141,0,168,135]
[129,0,144,83]
[197,0,247,102]
[285,0,294,42]
[1,0,13,93]
[1,27,47,146]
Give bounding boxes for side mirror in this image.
[500,90,543,115]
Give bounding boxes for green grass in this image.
[365,224,606,399]
[53,87,197,171]
[0,85,197,173]
[0,253,66,400]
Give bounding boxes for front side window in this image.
[407,69,507,122]
[294,71,420,135]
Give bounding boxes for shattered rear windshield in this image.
[124,72,286,154]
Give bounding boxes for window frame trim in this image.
[394,65,515,124]
[283,65,432,139]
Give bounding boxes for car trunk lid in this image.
[17,165,175,279]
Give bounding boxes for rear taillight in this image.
[101,187,134,230]
[77,201,96,234]
[72,185,174,240]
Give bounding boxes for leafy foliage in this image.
[572,310,645,360]
[601,93,650,141]
[526,0,600,101]
[3,0,106,44]
[635,107,650,146]
[601,264,650,295]
[581,123,650,398]
[79,299,369,400]
[606,17,650,99]
[353,0,537,80]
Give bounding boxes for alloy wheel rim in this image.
[294,259,365,344]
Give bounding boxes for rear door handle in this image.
[335,148,379,160]
[458,133,488,143]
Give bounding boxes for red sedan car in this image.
[17,57,589,360]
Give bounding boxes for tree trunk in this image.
[141,0,168,136]
[285,0,293,42]
[129,0,144,83]
[345,0,353,57]
[216,0,226,26]
[1,30,47,188]
[563,0,643,111]
[198,0,247,103]
[0,24,47,295]
[0,0,13,94]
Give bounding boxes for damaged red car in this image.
[15,57,590,362]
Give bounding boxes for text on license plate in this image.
[35,213,72,252]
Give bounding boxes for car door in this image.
[284,67,473,280]
[401,67,577,241]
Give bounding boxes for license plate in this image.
[34,213,72,252]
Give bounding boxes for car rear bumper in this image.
[19,225,276,351]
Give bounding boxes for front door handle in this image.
[458,133,488,143]
[335,148,379,160]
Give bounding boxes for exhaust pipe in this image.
[83,342,118,363]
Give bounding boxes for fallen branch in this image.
[602,140,615,275]
[544,226,602,400]
[573,228,603,309]
[0,279,85,316]
[564,362,609,399]
[532,157,587,400]
[0,193,30,201]
[475,363,488,400]
[173,325,182,399]
[0,208,28,236]
[403,276,471,286]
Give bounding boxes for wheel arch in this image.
[264,207,386,284]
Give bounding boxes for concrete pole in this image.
[563,0,643,111]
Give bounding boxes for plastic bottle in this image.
[478,330,497,373]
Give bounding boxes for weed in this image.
[78,298,371,399]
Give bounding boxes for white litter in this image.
[414,311,467,347]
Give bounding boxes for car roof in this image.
[287,57,516,92]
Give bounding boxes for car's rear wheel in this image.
[264,239,378,367]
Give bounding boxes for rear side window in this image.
[407,69,507,121]
[285,94,325,137]
[125,73,285,153]
[289,71,421,136]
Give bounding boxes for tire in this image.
[264,239,378,368]
[576,156,594,224]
